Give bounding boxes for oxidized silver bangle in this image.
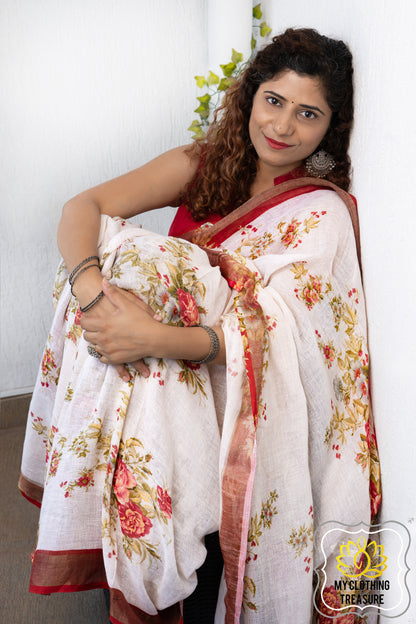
[69,256,99,284]
[70,263,100,295]
[190,325,220,364]
[80,290,104,313]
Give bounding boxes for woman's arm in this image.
[58,144,202,378]
[58,144,199,308]
[81,280,226,366]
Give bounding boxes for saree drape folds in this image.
[19,181,380,624]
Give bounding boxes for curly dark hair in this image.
[183,28,354,219]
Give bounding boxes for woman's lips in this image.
[265,136,292,149]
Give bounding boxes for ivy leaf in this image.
[187,120,206,139]
[187,119,202,132]
[260,22,272,38]
[197,93,211,107]
[207,70,219,85]
[252,3,262,19]
[218,76,236,91]
[194,104,210,119]
[194,75,208,88]
[220,61,236,77]
[251,34,257,50]
[231,48,243,64]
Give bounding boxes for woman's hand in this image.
[82,278,226,369]
[81,279,161,380]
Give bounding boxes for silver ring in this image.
[87,344,102,359]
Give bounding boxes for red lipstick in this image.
[265,136,291,150]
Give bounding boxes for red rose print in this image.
[113,458,137,503]
[312,279,322,293]
[74,306,82,325]
[365,420,371,447]
[281,219,301,248]
[302,277,323,309]
[157,485,172,519]
[318,586,354,623]
[185,361,201,371]
[41,348,55,376]
[118,499,152,539]
[77,471,94,488]
[370,479,382,517]
[48,450,60,477]
[282,231,296,246]
[177,288,200,326]
[323,344,335,366]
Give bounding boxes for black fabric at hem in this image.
[182,531,223,624]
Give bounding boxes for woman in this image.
[19,28,381,623]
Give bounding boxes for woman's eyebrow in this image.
[263,90,326,115]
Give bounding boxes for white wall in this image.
[1,0,255,399]
[208,0,252,68]
[3,0,414,616]
[262,0,416,620]
[1,0,210,397]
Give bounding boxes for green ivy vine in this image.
[188,3,272,139]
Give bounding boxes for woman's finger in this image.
[93,344,149,380]
[114,363,132,382]
[98,355,132,383]
[83,329,99,344]
[131,359,150,378]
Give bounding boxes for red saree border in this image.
[182,177,361,267]
[29,548,181,624]
[240,323,259,425]
[220,389,257,624]
[109,588,181,624]
[219,300,267,622]
[234,441,257,616]
[208,186,318,246]
[30,548,107,591]
[18,472,43,507]
[30,581,108,594]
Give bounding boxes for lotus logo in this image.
[336,536,388,579]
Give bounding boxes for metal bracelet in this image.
[70,263,100,295]
[189,325,220,364]
[69,256,100,284]
[80,290,104,313]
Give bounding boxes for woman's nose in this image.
[273,112,294,136]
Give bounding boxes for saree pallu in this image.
[19,179,381,623]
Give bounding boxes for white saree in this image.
[20,179,381,624]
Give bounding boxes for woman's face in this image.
[248,70,332,181]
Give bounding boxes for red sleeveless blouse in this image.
[168,169,305,238]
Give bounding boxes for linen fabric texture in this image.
[19,180,380,624]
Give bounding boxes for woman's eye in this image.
[300,110,317,120]
[266,96,280,106]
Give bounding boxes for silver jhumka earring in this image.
[305,150,336,178]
